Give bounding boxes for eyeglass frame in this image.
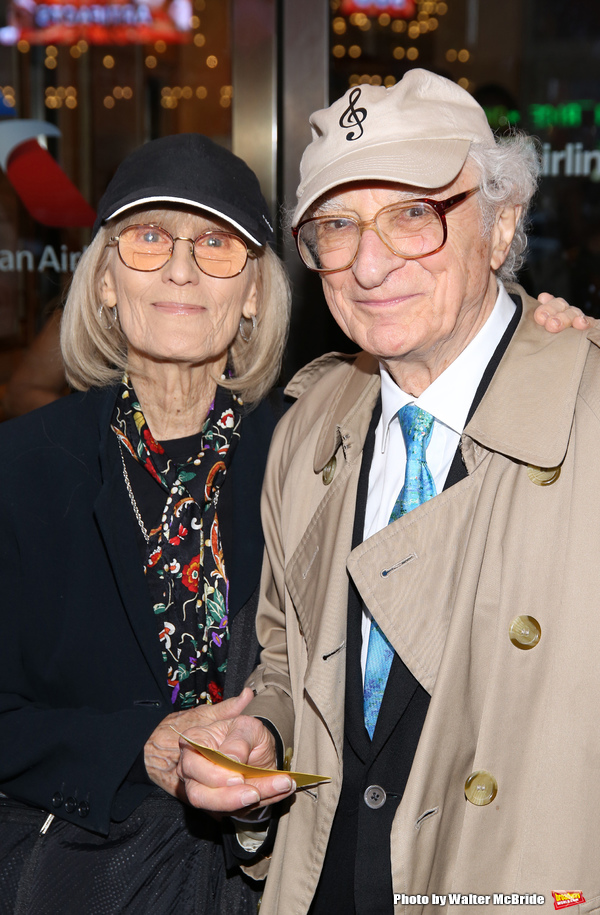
[292,186,480,274]
[106,223,256,278]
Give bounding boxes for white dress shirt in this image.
[360,283,517,677]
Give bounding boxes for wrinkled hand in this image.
[176,687,296,815]
[144,700,237,801]
[534,293,593,333]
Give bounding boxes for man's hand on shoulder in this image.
[534,293,594,333]
[176,687,296,815]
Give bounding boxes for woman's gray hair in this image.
[60,209,291,405]
[467,132,541,283]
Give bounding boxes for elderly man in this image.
[178,70,598,912]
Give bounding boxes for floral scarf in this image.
[111,374,242,709]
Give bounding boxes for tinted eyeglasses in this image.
[107,224,254,278]
[293,187,480,274]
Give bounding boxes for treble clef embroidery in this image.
[339,87,367,141]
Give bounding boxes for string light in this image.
[1,86,16,107]
[45,86,78,109]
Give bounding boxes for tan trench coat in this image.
[247,287,600,914]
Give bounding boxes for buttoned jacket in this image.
[0,385,280,836]
[247,287,600,914]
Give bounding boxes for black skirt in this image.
[0,791,262,915]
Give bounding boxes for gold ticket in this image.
[172,727,330,789]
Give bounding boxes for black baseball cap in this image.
[92,133,274,246]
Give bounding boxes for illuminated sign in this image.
[339,0,416,17]
[484,99,600,131]
[1,0,192,45]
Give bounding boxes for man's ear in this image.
[490,204,521,271]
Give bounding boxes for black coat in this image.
[0,386,282,837]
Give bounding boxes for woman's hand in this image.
[534,293,593,333]
[143,690,264,801]
[176,687,296,815]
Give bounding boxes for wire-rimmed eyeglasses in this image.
[292,187,480,274]
[107,224,255,278]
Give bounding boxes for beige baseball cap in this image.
[292,68,495,226]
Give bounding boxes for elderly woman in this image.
[0,133,290,914]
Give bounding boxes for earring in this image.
[239,314,257,343]
[98,303,118,330]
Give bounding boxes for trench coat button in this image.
[77,801,90,818]
[51,792,63,808]
[64,796,77,814]
[364,785,386,809]
[464,770,497,806]
[527,464,561,486]
[322,457,336,485]
[284,748,293,771]
[509,615,541,649]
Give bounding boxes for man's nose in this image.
[351,227,407,287]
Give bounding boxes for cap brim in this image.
[104,195,265,247]
[293,137,472,225]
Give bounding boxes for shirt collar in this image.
[379,282,516,451]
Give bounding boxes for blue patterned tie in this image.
[363,404,437,738]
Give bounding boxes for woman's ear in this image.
[100,268,118,308]
[241,279,258,320]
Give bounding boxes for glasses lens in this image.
[297,218,359,272]
[118,225,173,271]
[194,232,248,277]
[377,203,443,258]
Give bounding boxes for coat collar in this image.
[312,351,380,473]
[306,288,595,475]
[463,287,595,470]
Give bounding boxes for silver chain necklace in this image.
[119,442,150,543]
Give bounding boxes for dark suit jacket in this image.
[0,386,283,836]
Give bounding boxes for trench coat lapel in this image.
[93,393,170,701]
[347,293,592,695]
[286,355,381,758]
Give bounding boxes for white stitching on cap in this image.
[105,196,265,246]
